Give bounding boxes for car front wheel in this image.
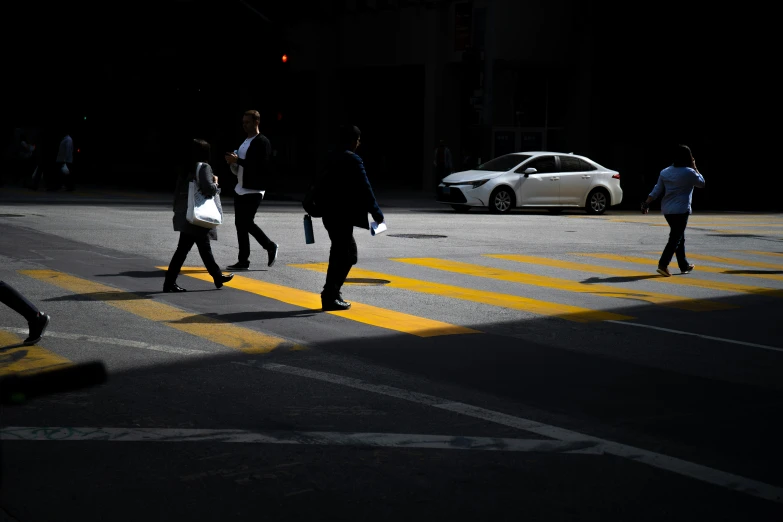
[489,187,515,214]
[585,188,609,215]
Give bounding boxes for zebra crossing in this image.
[3,248,782,376]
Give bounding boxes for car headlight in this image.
[471,179,489,189]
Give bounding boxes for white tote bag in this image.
[186,162,223,229]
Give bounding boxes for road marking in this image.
[0,327,209,356]
[20,269,300,354]
[255,362,783,504]
[603,321,783,354]
[739,250,783,259]
[0,426,598,453]
[0,330,73,376]
[674,253,783,271]
[392,257,729,312]
[168,267,479,338]
[289,263,632,323]
[575,254,783,297]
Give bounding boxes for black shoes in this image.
[163,283,187,293]
[214,273,234,289]
[24,312,50,345]
[681,264,695,274]
[267,243,279,267]
[321,294,351,311]
[226,261,250,271]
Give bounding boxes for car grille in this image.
[436,186,467,203]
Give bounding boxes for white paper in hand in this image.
[370,222,387,236]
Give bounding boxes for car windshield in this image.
[476,154,531,172]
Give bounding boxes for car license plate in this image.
[442,186,450,195]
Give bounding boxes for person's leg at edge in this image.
[0,281,50,344]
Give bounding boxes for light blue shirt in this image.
[649,165,705,214]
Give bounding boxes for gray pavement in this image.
[1,188,782,521]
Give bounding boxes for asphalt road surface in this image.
[2,187,782,521]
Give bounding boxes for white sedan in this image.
[436,151,623,214]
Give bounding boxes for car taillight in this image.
[612,173,620,179]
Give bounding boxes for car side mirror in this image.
[523,168,537,177]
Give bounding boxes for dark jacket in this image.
[173,162,221,240]
[318,150,383,229]
[235,134,271,190]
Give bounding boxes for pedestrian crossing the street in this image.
[3,250,783,375]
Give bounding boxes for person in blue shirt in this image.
[642,144,706,277]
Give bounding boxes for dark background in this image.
[1,1,775,210]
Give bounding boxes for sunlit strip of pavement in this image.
[577,254,783,296]
[490,253,783,287]
[289,263,632,323]
[391,258,730,312]
[739,250,783,259]
[250,362,783,505]
[0,327,209,356]
[19,269,301,354]
[0,427,597,453]
[667,253,783,271]
[167,267,479,338]
[0,330,73,377]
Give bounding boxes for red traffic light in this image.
[281,54,288,63]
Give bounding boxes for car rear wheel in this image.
[451,205,470,213]
[585,188,609,215]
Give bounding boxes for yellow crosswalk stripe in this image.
[676,254,783,271]
[20,270,298,354]
[289,263,632,323]
[492,252,783,285]
[169,268,479,338]
[0,330,72,377]
[739,250,783,259]
[391,258,728,312]
[575,254,783,297]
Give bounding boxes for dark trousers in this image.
[322,220,358,298]
[46,162,74,191]
[0,281,40,323]
[658,213,691,270]
[234,193,274,263]
[164,231,222,285]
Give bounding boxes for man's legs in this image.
[0,280,50,345]
[232,193,277,268]
[322,222,357,310]
[658,213,690,271]
[192,234,226,282]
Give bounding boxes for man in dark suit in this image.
[317,125,384,311]
[224,110,279,270]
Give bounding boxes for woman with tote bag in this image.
[163,139,234,292]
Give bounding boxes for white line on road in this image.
[0,327,209,356]
[608,321,783,354]
[255,362,783,505]
[0,427,598,453]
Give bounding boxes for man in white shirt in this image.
[224,110,279,270]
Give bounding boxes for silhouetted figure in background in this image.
[433,140,453,187]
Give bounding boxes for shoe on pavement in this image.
[266,243,279,267]
[214,273,234,289]
[227,261,250,271]
[321,295,351,311]
[163,283,187,293]
[680,264,695,274]
[24,313,50,345]
[656,266,671,277]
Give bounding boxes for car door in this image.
[557,156,595,205]
[515,155,559,205]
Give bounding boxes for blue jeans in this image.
[658,213,690,270]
